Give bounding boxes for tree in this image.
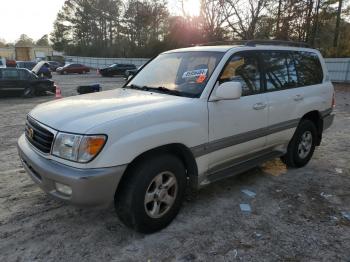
[48,0,350,58]
[0,38,6,47]
[224,0,270,39]
[200,0,229,41]
[333,0,343,48]
[36,34,49,46]
[16,34,34,46]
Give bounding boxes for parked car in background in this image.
[124,68,138,79]
[0,68,55,97]
[56,63,90,74]
[99,63,136,77]
[0,58,6,68]
[32,61,52,79]
[17,42,334,233]
[47,61,61,72]
[46,55,65,66]
[17,61,37,70]
[6,59,17,68]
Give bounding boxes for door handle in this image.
[294,94,303,101]
[253,102,267,110]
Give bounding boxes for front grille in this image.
[25,117,54,153]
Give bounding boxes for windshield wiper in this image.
[126,85,182,96]
[150,86,182,96]
[125,84,144,90]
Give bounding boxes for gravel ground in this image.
[0,73,349,262]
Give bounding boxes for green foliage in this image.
[36,35,50,46]
[49,0,350,58]
[16,34,34,46]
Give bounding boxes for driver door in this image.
[208,51,268,170]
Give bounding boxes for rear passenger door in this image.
[1,69,22,90]
[261,51,303,147]
[293,51,326,113]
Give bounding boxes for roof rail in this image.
[194,39,310,48]
[245,40,310,48]
[194,40,247,46]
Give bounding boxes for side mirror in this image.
[212,81,242,101]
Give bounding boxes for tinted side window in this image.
[2,70,19,80]
[293,51,323,86]
[19,70,29,80]
[262,52,297,91]
[220,52,262,96]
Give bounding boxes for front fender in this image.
[92,120,208,167]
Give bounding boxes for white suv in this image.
[18,42,334,233]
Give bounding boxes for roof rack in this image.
[245,40,310,47]
[194,39,310,48]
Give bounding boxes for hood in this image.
[29,88,187,133]
[32,61,48,74]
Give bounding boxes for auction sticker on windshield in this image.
[182,69,208,78]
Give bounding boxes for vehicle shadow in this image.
[0,90,54,99]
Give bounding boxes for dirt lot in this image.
[0,73,349,261]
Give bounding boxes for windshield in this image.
[110,64,117,67]
[126,51,224,98]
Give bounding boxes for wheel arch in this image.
[300,110,323,145]
[116,143,199,196]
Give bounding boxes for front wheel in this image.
[115,154,186,233]
[281,119,317,168]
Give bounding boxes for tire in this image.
[22,86,35,98]
[281,119,317,168]
[115,154,186,233]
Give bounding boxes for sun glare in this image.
[182,0,201,17]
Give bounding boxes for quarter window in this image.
[262,52,297,91]
[293,51,323,86]
[220,53,262,96]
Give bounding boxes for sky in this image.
[0,0,200,43]
[0,0,66,43]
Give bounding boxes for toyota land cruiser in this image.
[17,41,335,233]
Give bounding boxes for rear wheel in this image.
[281,119,317,168]
[22,86,35,98]
[115,154,186,233]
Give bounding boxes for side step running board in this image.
[206,150,283,184]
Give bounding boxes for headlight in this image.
[52,132,106,163]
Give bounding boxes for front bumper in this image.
[17,134,127,207]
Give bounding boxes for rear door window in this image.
[19,70,30,80]
[293,51,323,86]
[219,51,262,96]
[261,51,298,91]
[2,69,19,80]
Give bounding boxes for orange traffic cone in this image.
[55,85,62,99]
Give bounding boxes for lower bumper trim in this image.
[17,134,127,207]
